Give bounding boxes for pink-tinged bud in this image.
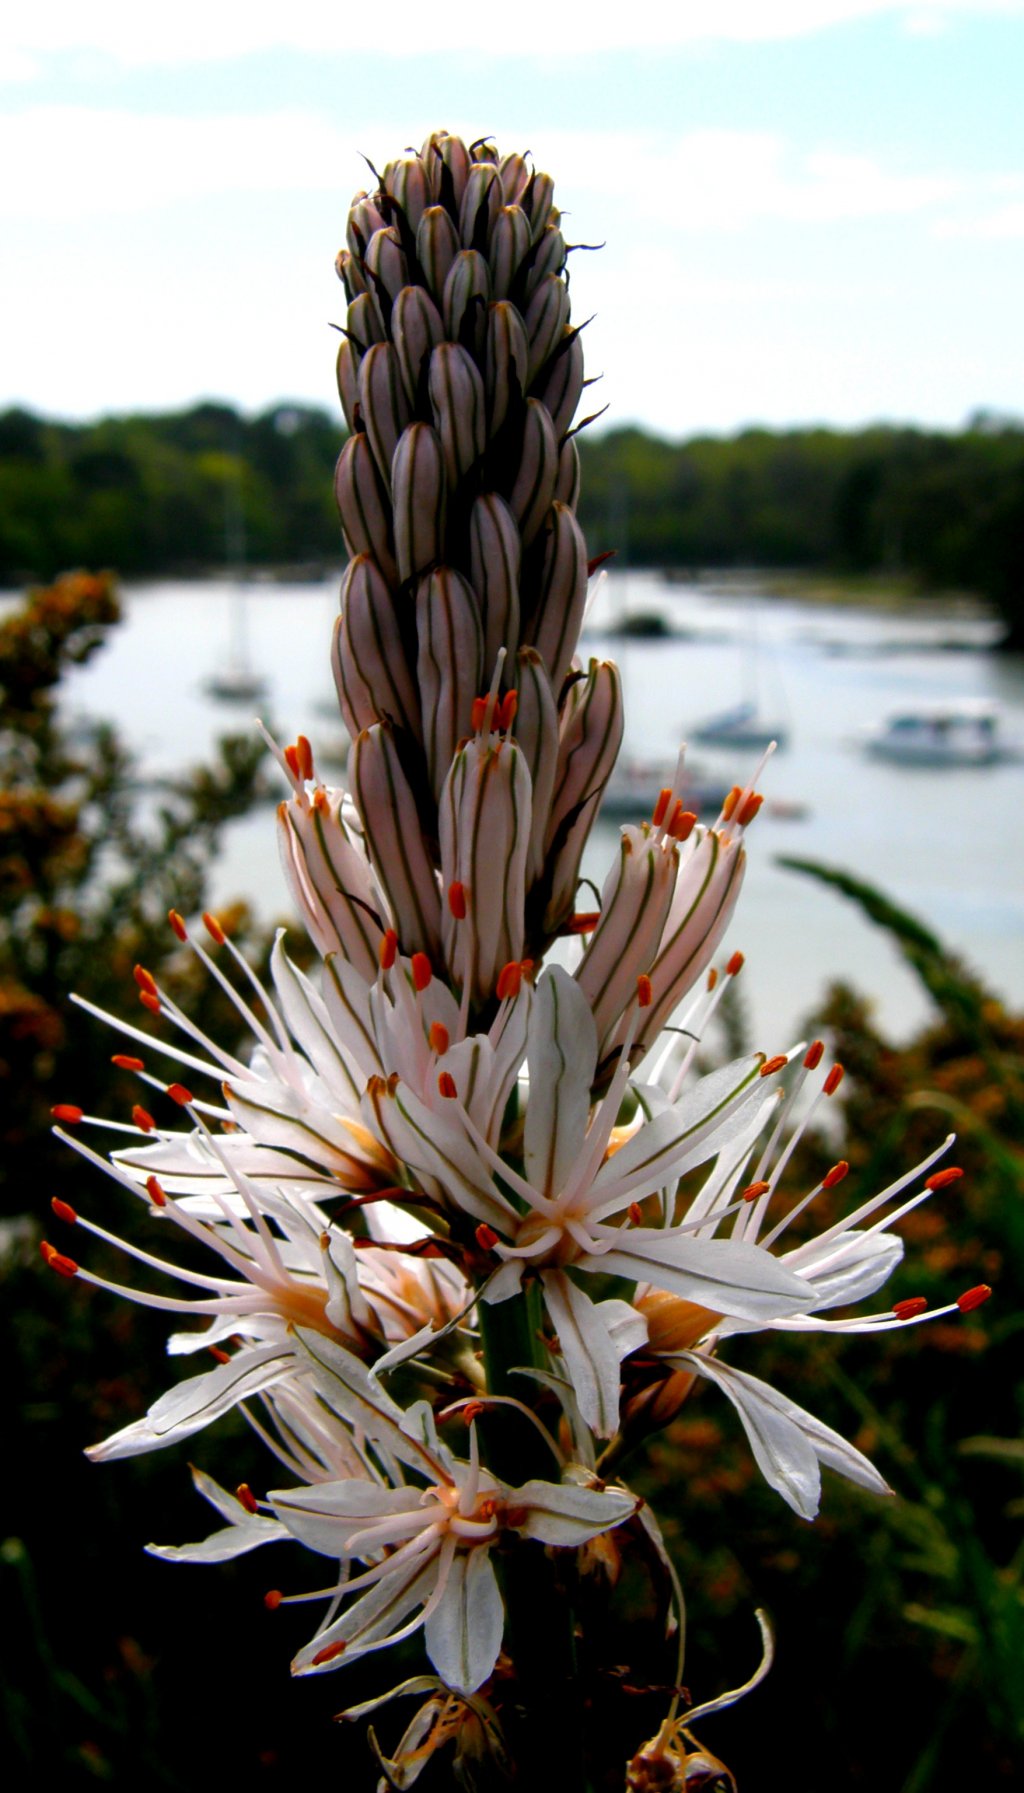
[490,204,532,298]
[575,825,677,1059]
[554,435,580,510]
[507,400,558,548]
[391,422,447,589]
[383,155,429,232]
[542,660,624,934]
[525,501,588,693]
[335,247,368,303]
[422,131,470,207]
[524,273,571,386]
[522,219,565,298]
[632,823,747,1055]
[391,286,445,411]
[335,337,361,434]
[536,328,585,439]
[276,789,383,982]
[469,494,521,676]
[416,204,460,302]
[484,300,529,439]
[334,436,399,588]
[514,648,560,884]
[362,225,408,304]
[498,152,531,205]
[358,342,412,488]
[346,193,387,261]
[350,724,443,965]
[416,567,484,799]
[439,734,531,1008]
[459,161,502,251]
[443,249,491,360]
[332,555,420,742]
[429,343,486,488]
[346,291,386,352]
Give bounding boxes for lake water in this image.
[53,570,1024,1055]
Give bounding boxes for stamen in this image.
[652,788,672,828]
[470,695,488,733]
[236,1483,260,1515]
[956,1284,992,1313]
[637,974,653,1009]
[51,1104,84,1124]
[111,1055,145,1072]
[41,1242,78,1278]
[823,1064,845,1096]
[892,1297,928,1320]
[411,953,432,992]
[447,881,467,920]
[283,743,301,779]
[742,1180,771,1203]
[203,911,227,945]
[926,1167,963,1191]
[628,1202,643,1224]
[295,735,314,781]
[209,1346,230,1363]
[168,909,188,942]
[146,1175,167,1208]
[668,807,697,841]
[311,1640,347,1665]
[496,961,522,1002]
[721,786,742,821]
[166,1083,194,1107]
[379,928,398,971]
[498,691,517,732]
[51,1198,77,1225]
[437,1072,458,1099]
[564,912,599,934]
[139,991,161,1016]
[726,951,744,977]
[737,791,763,827]
[429,1022,450,1056]
[706,968,718,991]
[823,1160,849,1189]
[759,1055,788,1078]
[803,1040,824,1070]
[475,1224,499,1251]
[132,1104,157,1132]
[264,1589,282,1611]
[133,965,158,996]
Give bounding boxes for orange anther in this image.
[51,1104,84,1124]
[132,1105,156,1133]
[448,880,467,919]
[203,911,227,944]
[496,961,522,1002]
[925,1166,963,1191]
[311,1640,347,1665]
[498,691,518,732]
[636,974,653,1009]
[823,1064,845,1096]
[741,1180,771,1203]
[759,1055,788,1078]
[51,1198,77,1225]
[146,1175,167,1208]
[478,1497,498,1520]
[721,786,742,821]
[411,952,432,992]
[475,1223,499,1251]
[726,951,745,977]
[111,1055,144,1072]
[471,696,488,733]
[378,929,398,971]
[737,792,763,827]
[236,1483,259,1515]
[168,909,188,942]
[44,1245,79,1278]
[209,1346,230,1364]
[823,1160,849,1189]
[429,1022,450,1056]
[139,990,161,1016]
[956,1284,992,1314]
[462,1401,486,1425]
[706,968,718,991]
[296,734,314,780]
[283,743,301,779]
[566,911,600,934]
[652,788,672,827]
[264,1589,283,1611]
[133,964,158,995]
[39,1240,56,1266]
[803,1040,825,1070]
[892,1296,929,1321]
[166,1083,194,1107]
[668,804,697,841]
[437,1071,458,1099]
[313,787,330,814]
[628,1202,643,1225]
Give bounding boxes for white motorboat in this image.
[861,701,1012,767]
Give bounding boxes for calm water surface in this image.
[55,571,1024,1053]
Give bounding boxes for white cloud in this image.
[2,1,1023,70]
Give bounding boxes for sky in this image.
[2,1,1023,439]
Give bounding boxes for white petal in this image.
[270,1480,424,1557]
[542,1269,622,1439]
[424,1546,504,1693]
[291,1327,439,1477]
[524,969,596,1200]
[85,1345,295,1461]
[510,1479,637,1545]
[292,1555,439,1674]
[581,1233,814,1321]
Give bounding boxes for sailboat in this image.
[205,468,268,704]
[689,606,789,751]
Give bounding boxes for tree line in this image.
[2,402,1022,643]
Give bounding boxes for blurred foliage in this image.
[3,579,1023,1787]
[2,405,1024,644]
[637,863,1023,1790]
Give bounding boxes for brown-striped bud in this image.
[336,247,368,302]
[334,435,398,587]
[416,204,461,303]
[485,300,529,437]
[346,291,386,351]
[277,790,381,981]
[347,193,387,261]
[468,493,521,675]
[443,250,491,359]
[513,646,559,885]
[459,161,502,251]
[490,205,532,299]
[363,225,408,303]
[537,329,585,438]
[416,568,485,798]
[507,398,559,548]
[543,659,624,932]
[392,422,447,588]
[526,502,589,691]
[335,337,361,434]
[350,723,443,963]
[439,734,531,1007]
[383,155,429,232]
[392,284,445,408]
[524,273,571,385]
[358,343,412,488]
[554,436,581,510]
[333,555,420,740]
[429,343,486,487]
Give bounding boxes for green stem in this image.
[479,1287,590,1791]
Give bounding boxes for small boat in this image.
[861,701,1012,767]
[204,469,268,704]
[690,700,788,752]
